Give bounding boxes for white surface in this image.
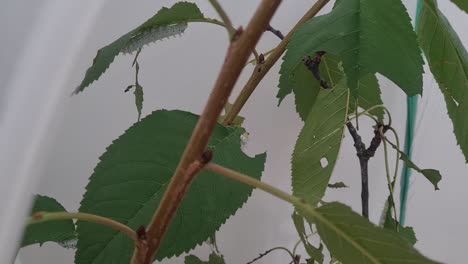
[2,0,467,263]
[0,0,105,263]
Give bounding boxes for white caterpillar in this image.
[58,238,78,249]
[122,23,188,54]
[240,132,249,152]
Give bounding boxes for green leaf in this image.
[74,2,204,93]
[297,202,438,264]
[418,0,468,163]
[348,73,384,121]
[292,79,349,206]
[134,83,144,121]
[449,0,468,13]
[185,253,225,264]
[380,196,417,245]
[278,54,384,121]
[327,182,348,189]
[279,0,423,97]
[292,212,307,239]
[292,212,324,263]
[330,257,342,264]
[76,110,266,264]
[281,62,321,120]
[383,210,417,245]
[386,140,442,190]
[185,255,205,264]
[21,195,76,247]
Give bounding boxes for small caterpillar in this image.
[240,132,249,152]
[122,23,188,54]
[58,238,78,249]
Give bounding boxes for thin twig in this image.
[292,233,317,256]
[346,121,388,219]
[28,211,137,241]
[251,49,260,64]
[246,247,295,264]
[208,0,260,63]
[348,105,386,123]
[222,0,331,125]
[136,2,282,263]
[208,0,235,38]
[380,127,399,231]
[387,127,401,192]
[266,24,285,40]
[345,122,369,218]
[246,48,275,65]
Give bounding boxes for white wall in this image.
[5,0,467,263]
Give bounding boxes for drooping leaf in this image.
[306,244,324,264]
[74,2,205,93]
[21,195,76,247]
[418,0,468,163]
[75,110,266,264]
[449,0,468,13]
[280,62,321,120]
[379,196,417,245]
[386,140,442,190]
[279,54,384,121]
[297,202,438,264]
[185,253,225,264]
[292,212,324,263]
[292,212,307,239]
[134,83,144,121]
[292,79,349,206]
[279,0,423,98]
[327,182,348,189]
[383,210,417,245]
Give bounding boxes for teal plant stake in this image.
[400,0,423,225]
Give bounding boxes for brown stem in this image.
[346,121,388,219]
[266,24,285,40]
[222,0,331,125]
[133,158,209,264]
[346,122,369,218]
[135,2,282,263]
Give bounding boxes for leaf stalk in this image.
[27,211,137,242]
[208,0,235,38]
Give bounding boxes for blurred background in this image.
[1,0,467,263]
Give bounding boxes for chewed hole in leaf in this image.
[320,157,328,168]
